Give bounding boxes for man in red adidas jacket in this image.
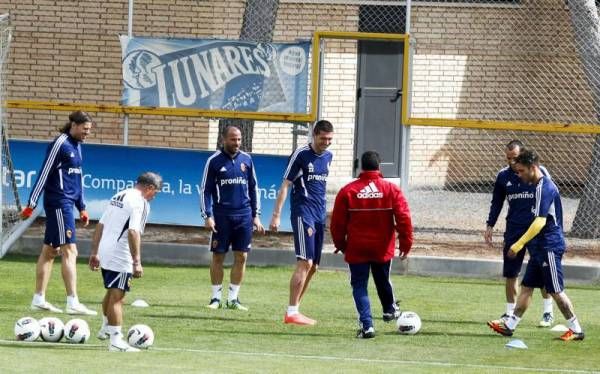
[330,150,413,339]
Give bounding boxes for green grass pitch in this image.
[0,255,599,373]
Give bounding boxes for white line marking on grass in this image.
[1,340,597,374]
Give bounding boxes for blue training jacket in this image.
[200,149,260,218]
[486,165,549,230]
[27,133,86,211]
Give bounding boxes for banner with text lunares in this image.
[120,36,310,114]
[8,140,292,231]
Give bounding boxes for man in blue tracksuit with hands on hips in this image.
[200,125,264,311]
[485,140,554,326]
[22,110,97,315]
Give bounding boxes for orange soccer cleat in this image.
[284,312,317,326]
[559,329,585,341]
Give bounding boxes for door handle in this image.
[390,89,402,102]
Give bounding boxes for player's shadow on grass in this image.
[143,313,272,324]
[421,318,484,326]
[381,330,499,338]
[204,329,339,338]
[0,341,102,351]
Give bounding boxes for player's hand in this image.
[253,216,265,235]
[21,206,34,220]
[507,244,520,258]
[399,248,410,260]
[88,254,100,271]
[133,263,143,278]
[269,215,280,232]
[205,217,217,233]
[80,210,89,227]
[484,226,493,247]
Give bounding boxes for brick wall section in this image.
[0,0,243,148]
[251,3,359,181]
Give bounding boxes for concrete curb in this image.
[11,236,600,284]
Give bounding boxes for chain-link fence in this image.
[403,0,600,245]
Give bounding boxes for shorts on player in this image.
[210,214,253,253]
[44,204,76,247]
[521,251,564,294]
[101,268,133,292]
[502,229,538,278]
[502,243,527,278]
[292,217,324,265]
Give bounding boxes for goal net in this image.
[0,13,25,258]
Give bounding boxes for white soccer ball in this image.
[63,319,90,344]
[14,317,41,341]
[127,324,154,349]
[39,317,64,342]
[396,311,422,335]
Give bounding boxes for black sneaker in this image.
[383,301,401,322]
[356,326,375,339]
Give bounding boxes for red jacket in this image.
[330,171,413,264]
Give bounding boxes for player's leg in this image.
[489,257,540,336]
[227,214,252,310]
[298,221,324,303]
[538,287,554,327]
[31,208,63,313]
[285,217,316,325]
[97,291,110,340]
[207,214,230,309]
[285,259,315,325]
[542,251,584,340]
[57,206,95,315]
[350,263,375,338]
[371,260,400,322]
[299,263,317,303]
[31,245,62,312]
[504,277,518,313]
[502,239,525,319]
[102,269,138,351]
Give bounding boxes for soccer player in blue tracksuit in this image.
[269,120,334,326]
[485,140,554,326]
[22,110,96,315]
[488,149,584,341]
[200,125,264,311]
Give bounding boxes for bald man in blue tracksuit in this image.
[200,125,263,311]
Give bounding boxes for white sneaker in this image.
[97,327,109,340]
[108,339,140,352]
[66,303,98,316]
[31,301,63,313]
[206,298,221,310]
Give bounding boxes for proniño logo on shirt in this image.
[220,176,247,186]
[507,192,534,201]
[307,174,327,182]
[67,167,82,175]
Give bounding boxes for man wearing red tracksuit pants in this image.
[330,151,413,338]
